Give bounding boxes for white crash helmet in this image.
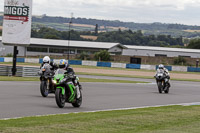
[158,64,164,69]
[43,56,50,63]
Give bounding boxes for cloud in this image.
[0,0,200,25]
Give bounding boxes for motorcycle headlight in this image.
[52,80,57,84]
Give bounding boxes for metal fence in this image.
[0,65,40,77]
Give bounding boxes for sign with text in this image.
[2,0,32,46]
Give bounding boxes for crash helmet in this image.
[158,64,164,69]
[43,56,50,63]
[59,59,69,69]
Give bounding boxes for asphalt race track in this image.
[0,76,200,119]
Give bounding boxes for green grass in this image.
[80,78,148,83]
[77,72,200,82]
[77,72,153,79]
[0,76,148,84]
[0,76,39,81]
[1,105,200,133]
[0,62,40,66]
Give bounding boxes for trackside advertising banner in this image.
[2,0,32,46]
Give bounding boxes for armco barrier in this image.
[111,63,126,68]
[16,58,25,63]
[4,57,25,63]
[0,57,4,62]
[0,65,8,76]
[172,66,187,72]
[126,64,141,69]
[7,66,23,76]
[25,58,39,63]
[39,58,43,64]
[141,65,155,70]
[187,67,200,72]
[1,57,198,73]
[156,65,172,71]
[23,66,40,77]
[54,59,61,64]
[97,62,111,67]
[0,66,23,76]
[0,65,39,77]
[68,60,82,65]
[82,61,97,66]
[4,57,12,62]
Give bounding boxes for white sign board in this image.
[2,0,32,46]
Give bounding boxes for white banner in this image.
[2,0,32,46]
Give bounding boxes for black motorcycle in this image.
[155,70,170,94]
[38,63,55,97]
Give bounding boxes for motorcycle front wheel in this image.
[40,81,48,97]
[157,81,162,93]
[164,84,170,93]
[55,88,66,108]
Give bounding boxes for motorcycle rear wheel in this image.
[72,89,82,108]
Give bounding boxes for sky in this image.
[1,0,200,26]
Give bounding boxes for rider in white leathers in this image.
[155,64,171,87]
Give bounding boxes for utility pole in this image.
[68,13,73,60]
[12,46,18,76]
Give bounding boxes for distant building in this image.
[1,36,200,58]
[0,37,118,56]
[109,45,200,58]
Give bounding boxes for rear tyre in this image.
[157,82,162,93]
[72,89,82,108]
[55,89,66,108]
[40,81,48,97]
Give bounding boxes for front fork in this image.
[57,86,65,95]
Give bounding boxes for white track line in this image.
[1,102,200,120]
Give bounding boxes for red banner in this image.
[4,15,28,22]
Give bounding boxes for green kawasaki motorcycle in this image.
[52,69,82,108]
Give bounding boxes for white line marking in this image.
[1,102,200,120]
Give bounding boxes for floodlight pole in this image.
[12,46,18,76]
[68,13,73,60]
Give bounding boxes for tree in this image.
[187,39,200,49]
[44,34,60,39]
[94,50,110,61]
[174,57,186,65]
[95,24,98,35]
[79,52,89,60]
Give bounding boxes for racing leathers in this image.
[155,67,171,87]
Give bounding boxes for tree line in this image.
[97,29,183,46]
[1,15,200,38]
[31,16,200,31]
[31,27,184,46]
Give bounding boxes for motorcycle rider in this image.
[40,56,58,71]
[38,56,58,95]
[155,64,171,87]
[59,59,75,76]
[59,59,81,98]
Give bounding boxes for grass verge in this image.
[77,72,200,82]
[0,76,148,84]
[1,105,200,133]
